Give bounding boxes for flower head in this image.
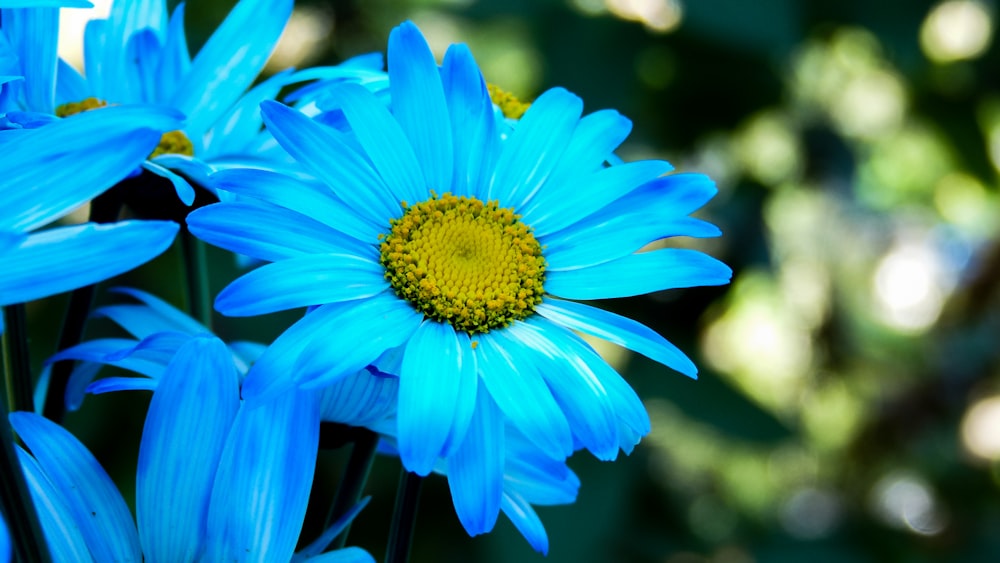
[189,20,730,531]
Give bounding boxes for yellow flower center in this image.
[487,84,530,120]
[54,97,194,158]
[380,192,546,334]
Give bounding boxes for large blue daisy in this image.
[189,20,730,530]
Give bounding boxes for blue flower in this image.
[13,332,372,562]
[189,20,730,531]
[0,0,374,205]
[0,105,180,331]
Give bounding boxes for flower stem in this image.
[180,228,212,330]
[385,469,423,563]
[1,307,53,562]
[42,190,123,423]
[325,428,379,549]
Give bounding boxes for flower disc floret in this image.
[380,192,546,334]
[487,84,530,119]
[55,98,194,158]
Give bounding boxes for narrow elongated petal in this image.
[155,2,190,98]
[142,160,196,206]
[0,1,92,6]
[318,369,399,427]
[440,43,497,199]
[474,332,573,458]
[504,320,620,460]
[171,0,292,137]
[1,104,183,231]
[536,298,698,377]
[501,492,548,555]
[137,336,240,563]
[544,248,732,300]
[87,376,158,394]
[293,498,370,561]
[388,21,453,192]
[214,253,388,316]
[204,390,320,563]
[55,59,89,105]
[259,100,402,226]
[15,447,94,562]
[187,201,373,263]
[398,321,464,475]
[9,412,141,562]
[302,547,375,563]
[321,83,427,205]
[488,88,582,209]
[107,287,208,336]
[442,330,478,457]
[1,221,178,306]
[2,8,58,113]
[447,378,504,535]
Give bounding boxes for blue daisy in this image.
[189,20,730,529]
[0,104,180,331]
[13,332,372,562]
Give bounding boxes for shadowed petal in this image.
[447,378,504,536]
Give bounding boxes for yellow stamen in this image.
[150,130,194,158]
[487,84,531,120]
[55,97,108,117]
[380,192,546,334]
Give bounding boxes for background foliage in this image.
[31,0,1000,561]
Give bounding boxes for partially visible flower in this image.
[0,508,10,563]
[189,21,730,532]
[14,332,370,562]
[0,105,180,331]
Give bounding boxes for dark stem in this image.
[325,428,379,549]
[3,305,32,414]
[384,470,423,563]
[41,190,123,423]
[180,228,212,330]
[1,307,53,562]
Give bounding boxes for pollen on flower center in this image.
[487,84,531,120]
[380,192,546,334]
[54,97,194,158]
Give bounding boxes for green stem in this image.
[180,228,212,330]
[384,470,423,563]
[1,307,53,562]
[325,428,379,549]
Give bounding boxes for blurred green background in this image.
[26,0,1000,561]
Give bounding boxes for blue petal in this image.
[1,221,178,306]
[137,336,239,563]
[446,378,504,536]
[202,67,295,158]
[526,159,673,237]
[103,331,191,362]
[122,29,161,104]
[187,200,375,263]
[535,298,698,377]
[503,320,620,460]
[519,109,632,226]
[9,412,140,561]
[155,2,190,102]
[49,338,166,377]
[442,331,478,457]
[106,0,168,47]
[1,8,58,113]
[440,43,497,199]
[398,321,465,475]
[387,21,453,193]
[214,253,388,316]
[14,446,93,562]
[320,83,427,205]
[171,0,292,138]
[597,173,719,220]
[0,104,182,231]
[87,376,158,394]
[474,331,573,458]
[206,168,381,243]
[302,547,376,563]
[544,248,732,300]
[107,287,208,336]
[203,389,320,562]
[55,58,89,105]
[500,491,548,555]
[488,87,582,209]
[318,369,399,427]
[293,498,370,561]
[0,1,92,6]
[143,160,196,205]
[241,296,420,402]
[83,18,111,100]
[259,100,402,227]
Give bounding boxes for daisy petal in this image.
[55,58,88,105]
[302,546,375,563]
[536,298,697,377]
[214,253,388,316]
[142,160,196,206]
[501,491,548,555]
[475,331,573,458]
[440,43,497,199]
[489,87,582,209]
[544,248,732,300]
[9,412,141,562]
[388,21,453,192]
[14,446,93,562]
[86,376,158,394]
[137,336,240,563]
[107,287,208,336]
[447,378,504,536]
[442,331,478,457]
[398,320,464,476]
[2,7,58,113]
[1,221,178,306]
[187,201,374,263]
[204,390,320,562]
